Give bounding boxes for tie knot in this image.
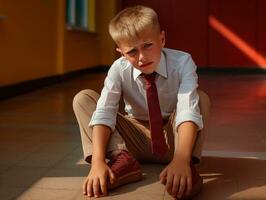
[143,72,157,84]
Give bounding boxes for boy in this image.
[73,5,210,199]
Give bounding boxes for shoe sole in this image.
[108,169,143,190]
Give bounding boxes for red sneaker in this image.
[107,150,143,190]
[179,163,203,200]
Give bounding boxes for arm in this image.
[174,121,198,163]
[91,125,112,163]
[160,121,198,199]
[84,62,122,197]
[83,125,115,198]
[160,54,202,199]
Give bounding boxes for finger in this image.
[159,168,167,179]
[100,177,107,196]
[87,179,93,197]
[171,175,179,197]
[93,178,100,198]
[159,169,167,184]
[177,177,186,199]
[186,176,192,196]
[108,168,116,184]
[82,178,88,195]
[165,174,174,194]
[82,178,87,195]
[161,176,167,185]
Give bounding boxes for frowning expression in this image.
[117,29,165,74]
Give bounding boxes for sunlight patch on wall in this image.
[209,16,266,69]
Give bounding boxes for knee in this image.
[72,89,99,110]
[198,89,211,115]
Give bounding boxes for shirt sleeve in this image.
[89,62,122,131]
[175,54,203,130]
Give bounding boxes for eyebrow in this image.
[125,48,136,54]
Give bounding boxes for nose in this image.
[138,51,146,63]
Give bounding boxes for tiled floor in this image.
[0,71,265,200]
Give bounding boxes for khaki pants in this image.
[73,89,210,164]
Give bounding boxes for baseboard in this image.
[1,66,265,100]
[0,65,109,100]
[197,67,266,74]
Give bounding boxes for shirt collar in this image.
[133,52,167,81]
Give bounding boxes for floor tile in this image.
[32,167,88,190]
[231,178,266,200]
[193,176,238,200]
[16,141,79,167]
[53,146,87,169]
[16,188,77,200]
[0,186,26,200]
[0,166,49,187]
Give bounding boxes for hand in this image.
[159,157,192,199]
[83,160,115,198]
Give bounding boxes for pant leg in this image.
[115,88,211,164]
[72,89,127,162]
[72,89,160,163]
[73,89,210,164]
[115,114,174,163]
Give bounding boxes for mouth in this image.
[139,62,153,68]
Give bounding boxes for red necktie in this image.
[143,73,168,157]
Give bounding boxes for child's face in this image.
[116,28,165,74]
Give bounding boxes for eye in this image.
[126,49,137,56]
[144,43,153,49]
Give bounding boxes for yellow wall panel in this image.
[0,1,58,86]
[0,0,117,87]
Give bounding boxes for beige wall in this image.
[0,0,117,87]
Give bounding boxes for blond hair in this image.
[109,5,160,44]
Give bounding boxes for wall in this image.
[208,0,266,68]
[0,1,59,86]
[0,0,117,87]
[121,0,266,69]
[62,0,117,74]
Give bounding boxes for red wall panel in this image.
[209,0,258,68]
[164,1,208,67]
[258,0,266,60]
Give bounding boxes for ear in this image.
[116,48,124,56]
[160,30,166,47]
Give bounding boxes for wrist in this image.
[173,152,191,164]
[91,154,106,165]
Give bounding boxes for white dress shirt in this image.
[89,48,203,131]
